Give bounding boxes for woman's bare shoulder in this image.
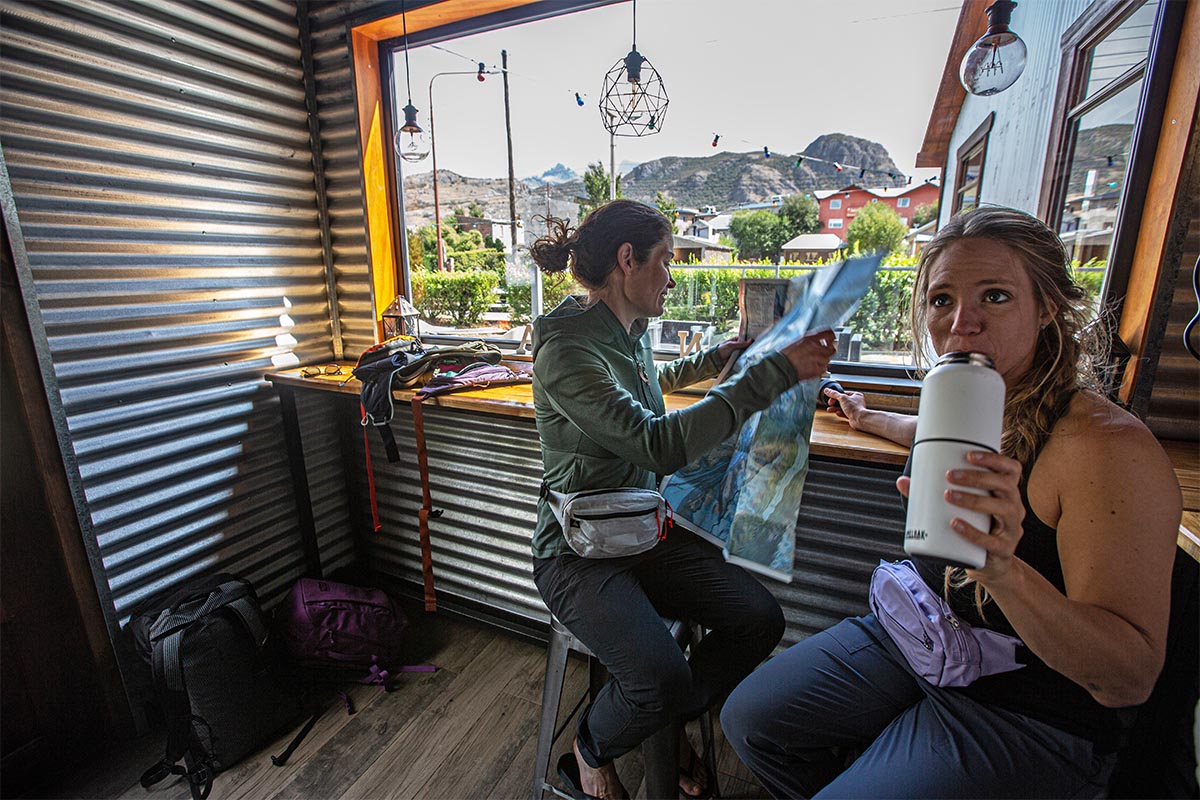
[1044,390,1178,500]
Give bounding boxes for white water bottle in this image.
[904,352,1005,568]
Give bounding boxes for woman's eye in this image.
[929,294,951,308]
[984,289,1010,303]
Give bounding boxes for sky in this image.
[392,0,961,184]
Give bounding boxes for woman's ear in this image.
[616,242,636,276]
[1039,299,1059,329]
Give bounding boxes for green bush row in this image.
[411,269,500,326]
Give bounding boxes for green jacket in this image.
[531,296,799,558]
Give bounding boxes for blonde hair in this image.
[910,206,1105,613]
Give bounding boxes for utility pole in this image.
[502,49,517,253]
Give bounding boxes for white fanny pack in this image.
[541,484,671,558]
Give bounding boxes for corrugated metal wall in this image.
[0,0,355,696]
[306,0,386,359]
[1144,189,1200,439]
[346,402,905,646]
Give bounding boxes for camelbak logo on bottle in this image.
[904,529,928,541]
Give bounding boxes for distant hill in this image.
[401,132,907,227]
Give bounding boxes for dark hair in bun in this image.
[528,199,672,290]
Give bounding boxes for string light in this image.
[834,162,843,172]
[477,62,486,82]
[712,133,720,147]
[1106,155,1115,167]
[795,156,804,166]
[763,146,771,158]
[575,92,585,106]
[858,168,866,179]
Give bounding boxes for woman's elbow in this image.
[1086,656,1163,708]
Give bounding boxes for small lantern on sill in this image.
[382,295,420,341]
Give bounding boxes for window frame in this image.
[1039,0,1184,319]
[830,198,842,210]
[828,218,844,229]
[897,197,911,208]
[952,111,994,215]
[355,2,950,383]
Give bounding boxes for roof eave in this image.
[916,0,991,168]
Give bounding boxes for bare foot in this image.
[574,738,629,800]
[678,731,709,798]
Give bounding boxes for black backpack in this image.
[129,574,301,800]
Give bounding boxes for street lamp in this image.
[428,66,502,271]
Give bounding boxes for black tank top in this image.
[903,454,1131,751]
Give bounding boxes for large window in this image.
[376,2,961,375]
[1049,1,1159,272]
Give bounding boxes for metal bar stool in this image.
[531,615,720,800]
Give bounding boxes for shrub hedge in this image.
[411,269,499,326]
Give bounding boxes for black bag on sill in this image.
[353,337,503,463]
[129,574,303,800]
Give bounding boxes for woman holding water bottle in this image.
[720,206,1181,798]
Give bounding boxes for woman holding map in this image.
[529,198,836,800]
[720,206,1181,798]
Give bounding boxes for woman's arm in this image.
[656,338,753,395]
[824,388,917,448]
[540,338,795,475]
[927,406,1181,707]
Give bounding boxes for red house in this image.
[815,182,940,240]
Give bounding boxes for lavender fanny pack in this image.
[868,559,1026,688]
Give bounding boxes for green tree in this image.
[846,202,908,256]
[467,201,486,218]
[654,191,677,222]
[778,194,821,239]
[416,224,485,270]
[912,201,939,228]
[729,210,788,261]
[579,161,621,219]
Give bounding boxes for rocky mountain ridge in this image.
[401,132,906,227]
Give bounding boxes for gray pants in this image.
[721,615,1115,799]
[533,528,784,768]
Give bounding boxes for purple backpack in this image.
[275,578,432,687]
[868,560,1026,687]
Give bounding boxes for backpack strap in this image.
[410,394,440,612]
[360,403,383,533]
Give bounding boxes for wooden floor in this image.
[36,612,770,800]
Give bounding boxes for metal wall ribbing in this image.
[306,0,385,359]
[0,0,355,697]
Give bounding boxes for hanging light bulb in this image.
[576,92,585,107]
[712,134,720,147]
[600,0,668,137]
[393,0,429,163]
[477,62,486,82]
[396,103,430,163]
[960,0,1027,96]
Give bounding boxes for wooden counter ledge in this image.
[266,363,911,466]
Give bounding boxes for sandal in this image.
[678,745,712,799]
[557,752,600,800]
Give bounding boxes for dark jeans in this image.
[533,527,784,768]
[721,615,1115,799]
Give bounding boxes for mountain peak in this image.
[523,163,579,186]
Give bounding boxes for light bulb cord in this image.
[631,0,637,51]
[402,0,414,104]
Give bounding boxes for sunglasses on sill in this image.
[301,364,343,378]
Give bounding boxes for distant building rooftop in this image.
[782,233,846,250]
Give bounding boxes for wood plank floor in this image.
[35,613,771,800]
